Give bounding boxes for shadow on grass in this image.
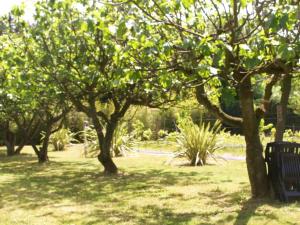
[232,197,299,225]
[1,153,298,224]
[0,154,207,200]
[0,153,217,224]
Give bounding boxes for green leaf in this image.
[277,43,295,60]
[182,0,193,9]
[244,57,261,69]
[117,21,127,38]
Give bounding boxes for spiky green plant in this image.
[176,117,223,166]
[48,128,78,151]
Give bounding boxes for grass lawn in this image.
[0,145,299,225]
[134,140,246,157]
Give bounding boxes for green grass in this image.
[0,145,299,225]
[134,140,246,157]
[133,140,179,152]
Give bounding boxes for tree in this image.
[27,0,181,173]
[0,10,70,162]
[0,20,41,156]
[132,0,300,197]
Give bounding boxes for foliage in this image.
[65,111,88,141]
[283,129,300,142]
[165,131,180,142]
[259,119,274,134]
[48,128,78,151]
[83,125,99,157]
[157,129,168,139]
[130,0,299,195]
[84,122,134,157]
[111,122,135,157]
[142,128,153,141]
[131,120,145,141]
[176,117,223,166]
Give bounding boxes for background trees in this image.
[0,10,70,162]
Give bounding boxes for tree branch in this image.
[195,84,243,127]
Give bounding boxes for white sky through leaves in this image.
[0,0,36,21]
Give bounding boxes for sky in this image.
[0,0,36,20]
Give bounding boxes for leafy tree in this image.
[0,11,70,162]
[0,17,41,156]
[27,0,181,173]
[132,0,300,197]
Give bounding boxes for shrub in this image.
[111,123,134,157]
[142,128,153,141]
[176,117,223,166]
[158,129,168,139]
[165,131,180,142]
[132,120,145,141]
[49,128,77,151]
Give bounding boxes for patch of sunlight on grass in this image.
[0,144,300,224]
[133,140,179,152]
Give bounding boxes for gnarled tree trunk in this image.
[32,127,51,163]
[91,113,118,175]
[239,78,269,197]
[98,121,118,174]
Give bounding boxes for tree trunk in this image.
[32,127,51,163]
[275,74,292,142]
[38,128,51,163]
[4,123,16,156]
[38,147,49,163]
[15,144,25,155]
[6,141,15,157]
[239,78,269,198]
[98,121,118,174]
[90,113,118,174]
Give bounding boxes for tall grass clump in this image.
[177,117,223,166]
[48,128,77,151]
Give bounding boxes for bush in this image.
[65,110,88,142]
[142,129,153,141]
[165,131,179,142]
[111,123,135,157]
[176,117,223,166]
[132,120,145,141]
[158,129,168,139]
[49,128,77,151]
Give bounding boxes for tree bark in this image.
[15,144,25,155]
[239,78,269,198]
[275,74,292,142]
[195,85,242,127]
[32,127,51,163]
[4,122,16,156]
[90,113,118,175]
[98,122,118,174]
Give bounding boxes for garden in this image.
[0,0,299,224]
